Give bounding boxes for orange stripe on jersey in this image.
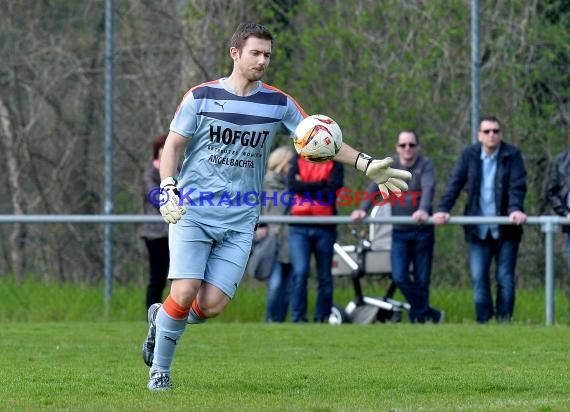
[262,83,308,118]
[190,79,220,92]
[174,79,221,115]
[163,295,190,320]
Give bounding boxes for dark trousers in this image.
[468,234,519,323]
[144,237,170,309]
[265,262,292,322]
[390,227,438,323]
[289,225,337,323]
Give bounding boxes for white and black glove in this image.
[159,177,186,224]
[355,153,412,197]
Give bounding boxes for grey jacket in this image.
[138,163,169,240]
[546,149,570,233]
[261,170,290,264]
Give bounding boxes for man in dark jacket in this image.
[433,116,527,323]
[545,140,570,300]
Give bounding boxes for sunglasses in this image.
[480,129,501,135]
[398,142,417,148]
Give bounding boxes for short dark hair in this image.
[479,115,501,127]
[230,23,273,52]
[152,133,168,160]
[398,129,419,145]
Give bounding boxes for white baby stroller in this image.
[329,204,410,324]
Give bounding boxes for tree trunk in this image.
[0,96,27,282]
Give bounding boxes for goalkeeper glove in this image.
[355,153,412,198]
[159,177,186,224]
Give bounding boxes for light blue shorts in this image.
[168,219,254,298]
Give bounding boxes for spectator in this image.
[262,146,295,322]
[139,133,170,310]
[433,116,527,323]
[545,137,570,307]
[351,130,443,323]
[288,154,344,323]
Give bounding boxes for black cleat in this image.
[142,303,161,367]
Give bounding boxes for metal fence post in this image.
[470,0,480,144]
[103,0,115,315]
[542,217,558,325]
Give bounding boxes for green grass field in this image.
[2,278,570,410]
[2,322,570,411]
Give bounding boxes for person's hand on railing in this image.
[350,210,367,222]
[432,212,450,225]
[412,209,429,224]
[509,210,527,225]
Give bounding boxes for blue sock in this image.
[151,307,186,374]
[186,307,207,324]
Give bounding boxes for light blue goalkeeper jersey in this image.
[170,78,306,233]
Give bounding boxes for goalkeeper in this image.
[142,22,411,391]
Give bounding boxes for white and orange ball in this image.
[293,114,343,163]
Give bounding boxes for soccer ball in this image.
[293,114,343,163]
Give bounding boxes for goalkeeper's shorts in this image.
[168,219,254,299]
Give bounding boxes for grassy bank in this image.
[0,277,568,325]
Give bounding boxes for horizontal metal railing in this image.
[0,214,568,325]
[0,214,566,226]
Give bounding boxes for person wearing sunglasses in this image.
[351,130,444,323]
[433,116,527,324]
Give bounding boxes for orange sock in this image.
[191,299,206,320]
[163,295,190,320]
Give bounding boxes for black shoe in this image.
[142,303,161,367]
[432,309,445,324]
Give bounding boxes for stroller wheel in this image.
[390,310,402,323]
[377,308,402,323]
[329,304,350,325]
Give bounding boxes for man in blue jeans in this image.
[287,154,344,323]
[352,130,443,323]
[433,116,527,323]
